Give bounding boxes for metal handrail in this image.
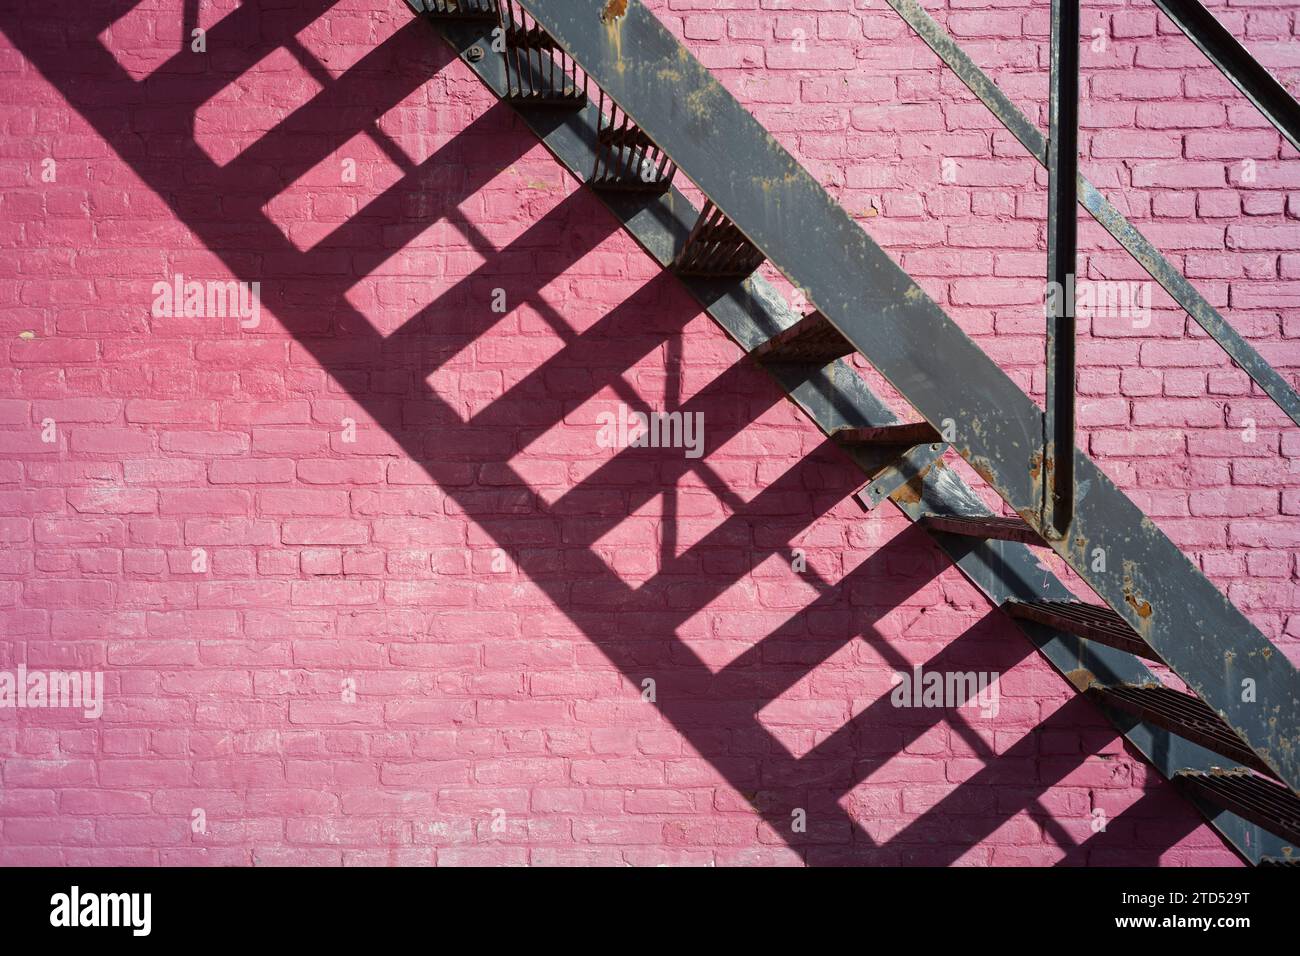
[884,0,1300,431]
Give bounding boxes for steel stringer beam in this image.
[511,0,1300,790]
[395,0,1291,859]
[884,0,1300,429]
[1152,0,1300,155]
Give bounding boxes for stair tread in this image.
[750,311,852,365]
[1090,684,1274,778]
[833,422,941,447]
[589,93,676,193]
[675,201,764,277]
[1177,771,1300,846]
[597,124,655,150]
[1005,599,1160,662]
[505,23,560,50]
[919,513,1042,546]
[417,0,498,19]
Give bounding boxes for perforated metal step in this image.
[919,513,1043,546]
[1089,684,1274,778]
[750,311,852,365]
[1177,771,1300,846]
[1005,600,1159,662]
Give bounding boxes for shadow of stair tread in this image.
[1090,684,1275,778]
[1005,599,1159,662]
[1177,771,1300,846]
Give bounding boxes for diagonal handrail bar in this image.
[1152,0,1300,154]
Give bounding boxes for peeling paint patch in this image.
[1125,594,1153,619]
[1065,668,1096,692]
[1121,560,1155,627]
[890,460,940,505]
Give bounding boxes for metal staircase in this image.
[399,0,1300,863]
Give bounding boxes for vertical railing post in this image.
[1044,0,1079,539]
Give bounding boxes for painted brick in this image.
[0,0,1283,870]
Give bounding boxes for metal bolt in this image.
[466,45,484,63]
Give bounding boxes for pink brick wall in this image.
[0,0,1296,865]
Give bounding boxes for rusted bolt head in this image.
[466,45,484,63]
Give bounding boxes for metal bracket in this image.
[852,441,948,512]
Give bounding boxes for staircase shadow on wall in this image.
[0,0,1215,865]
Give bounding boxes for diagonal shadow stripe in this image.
[1,4,878,860]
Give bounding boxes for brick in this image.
[0,5,1256,870]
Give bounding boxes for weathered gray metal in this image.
[1044,0,1079,539]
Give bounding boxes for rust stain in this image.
[1207,767,1250,778]
[890,460,942,505]
[1065,668,1097,692]
[1121,560,1154,628]
[1014,506,1040,532]
[1125,594,1153,618]
[601,0,628,24]
[1028,450,1042,482]
[967,455,996,488]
